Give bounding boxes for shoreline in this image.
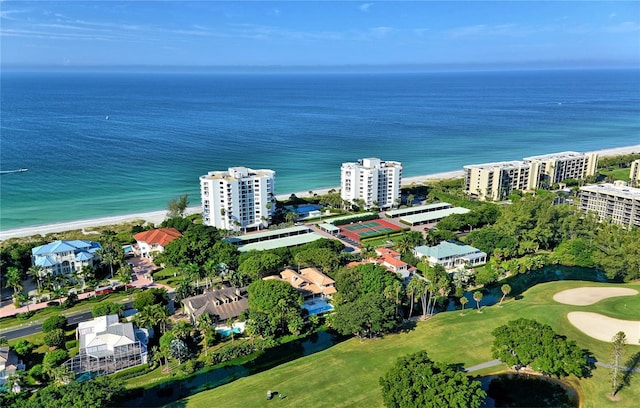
[2,144,639,241]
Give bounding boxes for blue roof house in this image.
[31,240,102,277]
[413,241,487,271]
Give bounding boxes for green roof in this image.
[414,241,484,260]
[385,202,452,217]
[400,207,470,226]
[238,232,325,252]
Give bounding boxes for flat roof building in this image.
[578,183,640,229]
[200,167,275,231]
[341,158,402,210]
[524,151,598,188]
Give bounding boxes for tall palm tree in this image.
[459,296,468,315]
[473,291,483,313]
[499,284,512,306]
[6,267,23,297]
[172,320,192,341]
[27,265,44,293]
[405,276,420,319]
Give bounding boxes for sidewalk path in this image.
[465,359,502,372]
[0,257,172,319]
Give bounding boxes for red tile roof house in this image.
[267,267,337,301]
[348,248,416,282]
[134,228,182,260]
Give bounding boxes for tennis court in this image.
[340,219,402,242]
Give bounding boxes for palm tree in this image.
[172,320,192,341]
[196,313,213,356]
[16,291,33,312]
[499,284,512,306]
[459,296,468,316]
[473,291,483,313]
[6,267,23,297]
[150,304,170,334]
[27,265,44,293]
[405,276,420,319]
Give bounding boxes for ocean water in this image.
[1,69,639,230]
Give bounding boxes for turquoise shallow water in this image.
[1,69,639,230]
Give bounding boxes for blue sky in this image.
[1,1,639,70]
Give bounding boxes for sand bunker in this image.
[567,312,640,344]
[553,287,638,306]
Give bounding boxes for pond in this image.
[125,330,344,407]
[448,265,616,311]
[480,373,579,408]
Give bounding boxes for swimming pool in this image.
[122,245,133,253]
[303,299,334,315]
[215,322,246,337]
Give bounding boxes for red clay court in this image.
[340,219,403,242]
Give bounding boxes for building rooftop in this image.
[200,167,275,182]
[400,207,470,226]
[134,228,182,247]
[414,241,485,260]
[385,202,452,217]
[237,232,324,252]
[523,151,589,161]
[463,160,529,171]
[32,240,101,256]
[579,183,640,200]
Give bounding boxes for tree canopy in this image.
[330,292,398,339]
[491,318,590,378]
[379,351,486,408]
[247,279,303,338]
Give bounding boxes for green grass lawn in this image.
[599,168,631,182]
[176,280,640,408]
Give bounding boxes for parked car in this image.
[95,285,114,295]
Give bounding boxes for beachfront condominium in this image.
[341,158,402,210]
[578,182,640,229]
[464,161,534,201]
[523,151,598,188]
[630,159,640,187]
[464,151,598,201]
[200,167,276,231]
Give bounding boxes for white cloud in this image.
[604,21,640,33]
[360,3,373,12]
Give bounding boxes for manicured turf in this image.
[176,280,640,408]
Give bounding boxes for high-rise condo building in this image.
[578,182,640,228]
[463,161,534,201]
[630,159,640,188]
[341,158,402,210]
[200,167,275,231]
[523,151,598,188]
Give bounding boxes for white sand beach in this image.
[2,144,639,241]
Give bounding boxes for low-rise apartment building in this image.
[341,158,402,210]
[578,183,640,228]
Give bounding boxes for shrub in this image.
[42,349,69,369]
[44,328,66,349]
[65,340,78,350]
[13,339,35,356]
[42,315,67,333]
[16,311,35,320]
[29,364,44,381]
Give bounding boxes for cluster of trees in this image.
[246,279,304,338]
[330,264,401,339]
[1,375,125,408]
[379,351,486,408]
[491,318,591,378]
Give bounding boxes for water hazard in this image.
[126,330,343,407]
